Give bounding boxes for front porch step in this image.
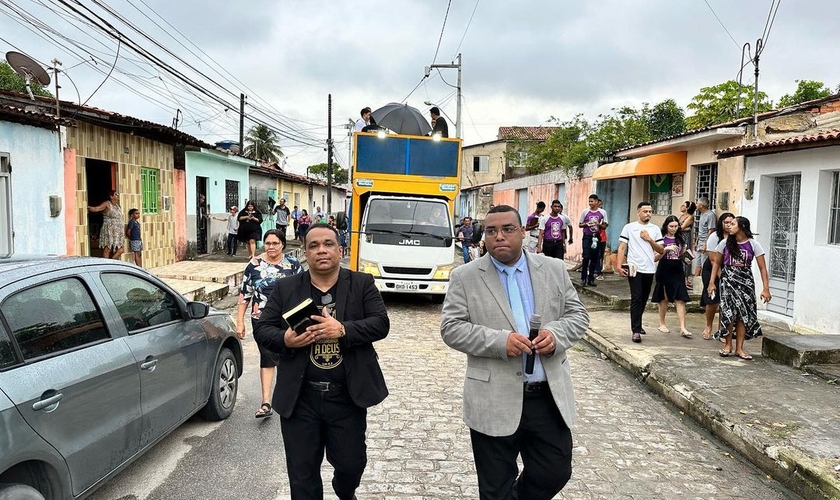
[761,332,840,368]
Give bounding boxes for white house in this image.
[717,129,840,334]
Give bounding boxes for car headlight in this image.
[434,263,454,280]
[359,259,381,277]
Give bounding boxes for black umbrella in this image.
[371,103,432,136]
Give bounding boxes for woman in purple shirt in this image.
[707,216,771,360]
[651,215,692,337]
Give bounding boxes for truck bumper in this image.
[373,278,449,295]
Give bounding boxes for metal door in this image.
[767,175,800,316]
[196,177,208,254]
[517,188,529,226]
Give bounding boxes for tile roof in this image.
[715,128,840,157]
[0,102,75,128]
[497,126,558,141]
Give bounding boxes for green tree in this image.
[778,79,833,107]
[244,124,283,163]
[504,116,591,176]
[648,99,686,139]
[586,105,652,161]
[0,61,52,97]
[306,162,349,185]
[685,80,772,130]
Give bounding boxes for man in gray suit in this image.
[441,205,589,500]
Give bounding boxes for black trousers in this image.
[470,389,573,500]
[275,224,288,245]
[542,240,565,260]
[280,385,367,500]
[595,241,606,275]
[581,234,599,281]
[628,273,655,333]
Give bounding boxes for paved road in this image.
[89,296,800,500]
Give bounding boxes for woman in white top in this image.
[707,216,771,360]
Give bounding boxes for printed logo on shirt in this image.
[309,293,342,369]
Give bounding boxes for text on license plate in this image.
[395,282,420,290]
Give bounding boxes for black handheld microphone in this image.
[525,313,541,375]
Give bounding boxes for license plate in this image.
[395,282,419,291]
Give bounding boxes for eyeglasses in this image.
[484,226,521,237]
[264,242,283,247]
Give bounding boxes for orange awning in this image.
[592,151,687,180]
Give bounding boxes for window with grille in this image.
[225,180,239,210]
[648,174,672,215]
[473,155,489,172]
[694,163,718,209]
[141,168,159,214]
[830,171,840,245]
[650,191,671,216]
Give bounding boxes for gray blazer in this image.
[440,251,589,437]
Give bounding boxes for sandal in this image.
[736,353,754,361]
[718,349,731,357]
[681,330,693,339]
[702,327,712,340]
[255,402,273,418]
[657,325,670,333]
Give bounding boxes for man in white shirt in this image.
[615,201,665,343]
[354,107,372,132]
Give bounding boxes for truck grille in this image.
[383,266,432,275]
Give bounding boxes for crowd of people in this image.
[613,197,771,361]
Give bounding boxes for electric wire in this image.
[431,0,452,65]
[453,0,480,57]
[701,0,740,50]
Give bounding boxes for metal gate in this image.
[767,175,800,317]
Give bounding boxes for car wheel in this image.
[199,348,238,421]
[0,484,46,500]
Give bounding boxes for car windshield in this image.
[364,199,452,237]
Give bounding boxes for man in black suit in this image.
[255,224,390,500]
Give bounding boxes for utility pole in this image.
[327,94,333,213]
[239,93,245,152]
[51,58,62,151]
[425,53,462,138]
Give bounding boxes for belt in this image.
[306,381,344,392]
[523,381,550,394]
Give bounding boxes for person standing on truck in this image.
[354,107,372,132]
[430,107,449,138]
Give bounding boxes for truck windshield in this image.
[364,199,452,237]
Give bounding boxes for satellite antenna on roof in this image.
[5,51,51,101]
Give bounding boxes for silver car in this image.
[0,257,242,500]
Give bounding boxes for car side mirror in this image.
[186,301,210,319]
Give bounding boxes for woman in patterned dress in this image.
[235,230,302,417]
[88,190,125,260]
[678,200,696,289]
[707,216,771,360]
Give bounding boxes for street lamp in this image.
[424,53,462,139]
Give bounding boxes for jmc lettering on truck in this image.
[348,131,462,302]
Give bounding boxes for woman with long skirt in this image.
[700,212,735,339]
[651,215,693,338]
[707,216,771,360]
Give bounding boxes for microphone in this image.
[525,313,541,375]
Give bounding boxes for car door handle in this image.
[33,393,63,411]
[140,358,158,371]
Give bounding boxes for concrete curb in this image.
[583,328,840,500]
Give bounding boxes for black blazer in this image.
[254,268,390,417]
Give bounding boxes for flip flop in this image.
[657,325,670,333]
[681,330,693,339]
[737,353,754,361]
[718,349,731,357]
[702,328,712,340]
[255,402,273,418]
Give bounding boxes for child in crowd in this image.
[126,208,142,267]
[214,206,240,255]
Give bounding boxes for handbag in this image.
[680,248,695,267]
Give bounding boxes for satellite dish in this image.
[5,51,50,100]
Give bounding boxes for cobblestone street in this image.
[360,297,800,500]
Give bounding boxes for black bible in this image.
[282,298,322,334]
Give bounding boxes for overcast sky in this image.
[3,0,839,173]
